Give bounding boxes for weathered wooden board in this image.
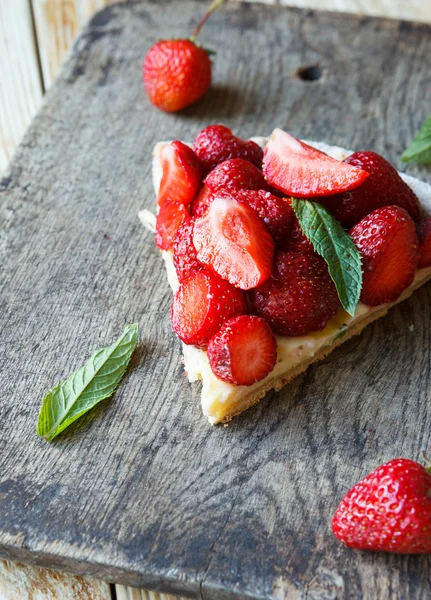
[1,1,430,598]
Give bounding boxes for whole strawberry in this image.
[332,458,431,554]
[143,0,225,112]
[249,251,339,336]
[321,151,421,228]
[350,205,419,306]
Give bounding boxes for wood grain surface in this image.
[1,1,430,599]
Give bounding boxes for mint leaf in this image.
[37,324,138,441]
[402,114,431,164]
[291,199,362,316]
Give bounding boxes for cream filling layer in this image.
[141,138,431,424]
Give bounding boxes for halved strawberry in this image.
[172,219,203,283]
[350,206,420,306]
[170,269,247,348]
[193,125,264,173]
[155,199,190,250]
[192,196,275,290]
[228,189,293,248]
[207,315,277,386]
[321,151,421,228]
[204,158,270,193]
[190,184,214,217]
[249,251,339,336]
[157,141,202,206]
[262,129,369,197]
[417,216,431,268]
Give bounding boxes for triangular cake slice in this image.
[141,138,431,424]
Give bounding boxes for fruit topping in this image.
[155,200,190,250]
[190,185,214,217]
[321,151,421,228]
[262,129,369,197]
[249,250,339,336]
[173,219,203,283]
[207,315,277,385]
[170,269,247,348]
[417,216,431,268]
[204,158,270,193]
[228,189,293,248]
[193,125,264,173]
[192,196,275,290]
[332,458,431,554]
[349,206,419,306]
[157,141,202,207]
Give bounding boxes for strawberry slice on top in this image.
[193,196,274,290]
[157,141,202,207]
[263,129,369,197]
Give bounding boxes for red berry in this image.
[207,315,277,385]
[193,125,264,173]
[350,206,419,306]
[173,219,203,283]
[417,216,431,268]
[249,251,339,336]
[143,40,211,112]
[155,200,190,250]
[321,151,421,228]
[190,185,214,217]
[262,128,369,197]
[193,196,275,290]
[332,458,431,554]
[157,141,202,207]
[227,189,293,248]
[170,269,247,348]
[204,158,270,193]
[284,215,316,255]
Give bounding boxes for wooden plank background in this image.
[1,1,430,600]
[1,0,431,174]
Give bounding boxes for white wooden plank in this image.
[116,587,180,600]
[0,0,43,174]
[31,0,120,89]
[0,560,111,600]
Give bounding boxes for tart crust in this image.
[143,138,431,424]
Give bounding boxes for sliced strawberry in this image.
[207,315,277,386]
[262,129,369,197]
[204,158,270,193]
[193,125,263,173]
[227,189,293,248]
[155,199,190,250]
[192,196,275,290]
[350,206,420,306]
[249,251,339,336]
[321,151,421,228]
[157,141,202,207]
[190,184,214,217]
[172,219,203,283]
[417,216,431,268]
[170,269,247,348]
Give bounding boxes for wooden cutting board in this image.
[1,1,430,598]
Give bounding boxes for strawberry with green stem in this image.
[143,0,226,112]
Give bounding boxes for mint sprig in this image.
[402,114,431,164]
[291,199,362,316]
[37,324,138,441]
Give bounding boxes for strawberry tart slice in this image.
[140,125,431,424]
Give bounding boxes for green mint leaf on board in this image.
[402,114,431,164]
[37,324,138,442]
[291,199,362,316]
